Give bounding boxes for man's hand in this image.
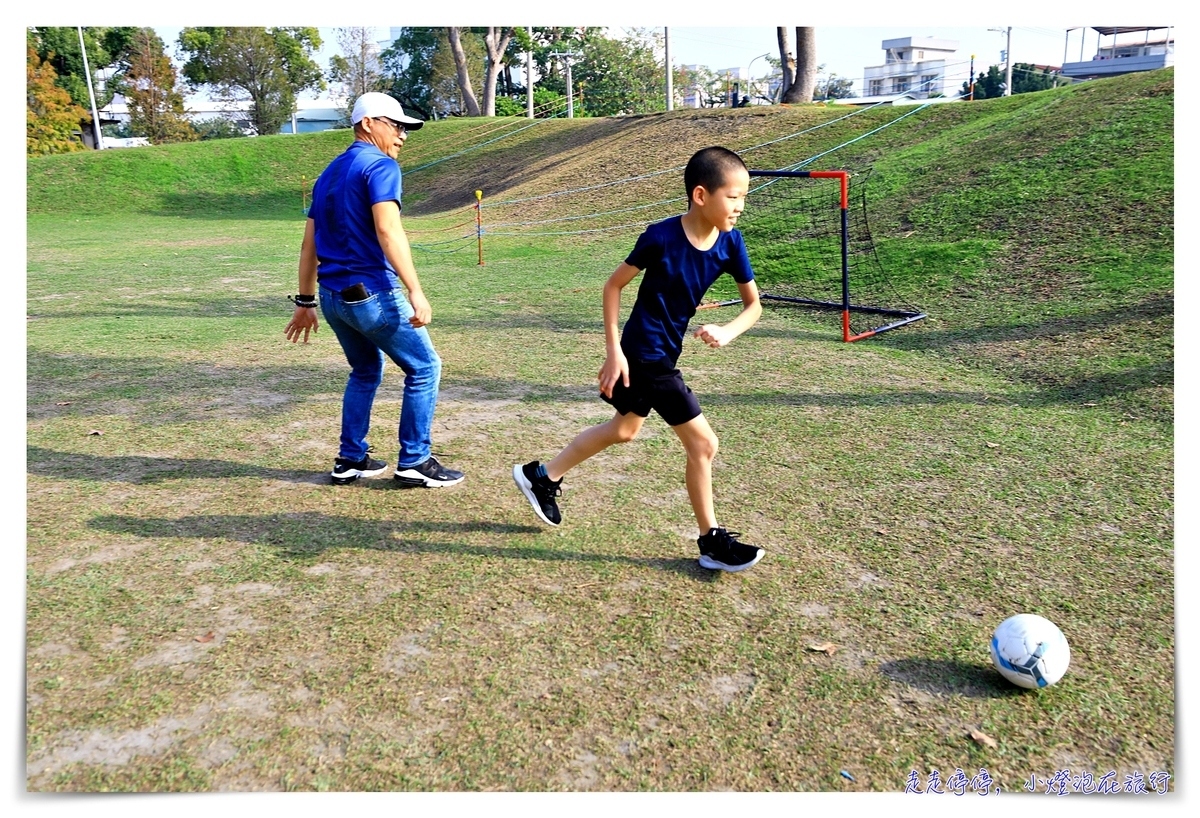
[598,349,630,398]
[408,289,432,328]
[285,306,319,343]
[693,323,734,348]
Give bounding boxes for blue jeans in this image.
[319,284,441,469]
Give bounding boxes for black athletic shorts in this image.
[602,357,703,427]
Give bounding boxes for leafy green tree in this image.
[572,28,665,116]
[963,64,1006,99]
[1011,63,1068,94]
[329,27,388,124]
[192,117,247,140]
[498,87,569,118]
[178,27,323,136]
[815,72,855,100]
[380,28,485,119]
[379,29,441,119]
[27,42,88,154]
[28,26,139,111]
[673,64,718,108]
[123,28,195,144]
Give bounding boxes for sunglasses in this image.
[376,117,407,134]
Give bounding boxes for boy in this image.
[512,146,764,572]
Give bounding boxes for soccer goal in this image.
[722,169,926,342]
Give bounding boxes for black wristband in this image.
[289,294,317,308]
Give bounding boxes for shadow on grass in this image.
[27,446,330,485]
[87,513,719,581]
[879,658,1024,699]
[878,292,1173,353]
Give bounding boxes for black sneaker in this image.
[393,455,465,488]
[512,461,562,526]
[697,528,764,572]
[331,453,389,485]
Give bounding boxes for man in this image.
[285,92,464,488]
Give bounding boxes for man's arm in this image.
[693,278,762,348]
[284,218,319,344]
[598,262,640,397]
[373,200,430,328]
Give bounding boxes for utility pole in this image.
[77,27,103,149]
[664,27,673,111]
[526,27,535,119]
[1004,26,1013,95]
[989,26,1014,96]
[549,51,579,118]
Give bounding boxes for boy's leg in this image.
[673,413,763,571]
[545,411,645,481]
[671,414,720,535]
[513,411,645,527]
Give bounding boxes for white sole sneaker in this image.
[512,464,560,527]
[698,549,764,572]
[330,460,389,485]
[393,468,465,488]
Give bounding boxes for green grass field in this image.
[25,69,1173,792]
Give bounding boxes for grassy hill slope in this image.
[28,69,1173,422]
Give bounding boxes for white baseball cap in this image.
[351,92,424,130]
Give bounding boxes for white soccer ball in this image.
[989,614,1071,689]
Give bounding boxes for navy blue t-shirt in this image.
[620,216,755,365]
[311,141,403,293]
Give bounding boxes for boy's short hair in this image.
[684,146,748,204]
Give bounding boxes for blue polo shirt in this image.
[311,140,403,293]
[621,216,755,365]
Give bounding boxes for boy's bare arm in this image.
[694,279,762,348]
[599,262,641,397]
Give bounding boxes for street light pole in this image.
[526,27,535,119]
[77,27,103,149]
[746,51,770,103]
[664,27,673,111]
[549,51,579,118]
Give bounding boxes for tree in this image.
[780,27,816,103]
[28,26,138,112]
[192,117,247,140]
[962,64,1005,100]
[815,70,855,100]
[1011,63,1067,94]
[178,27,324,136]
[328,27,388,123]
[775,28,796,101]
[122,28,195,144]
[482,27,516,117]
[379,28,443,119]
[446,27,482,116]
[673,63,719,108]
[27,42,88,154]
[570,28,665,116]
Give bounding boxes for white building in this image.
[1060,26,1173,80]
[862,36,957,100]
